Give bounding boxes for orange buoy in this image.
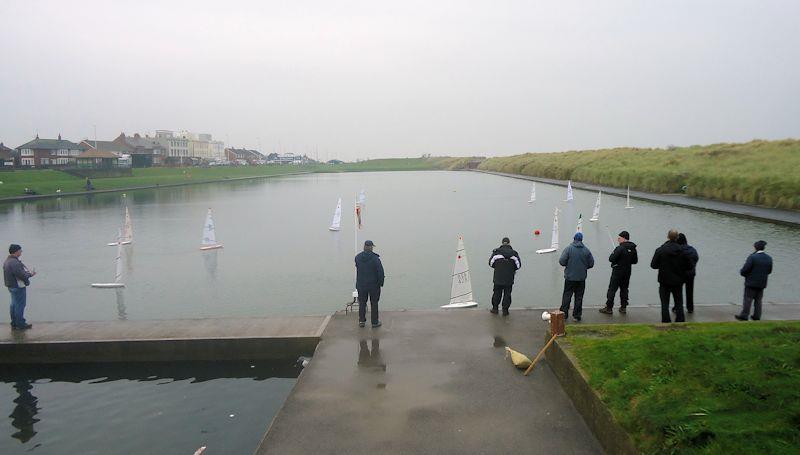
[534,229,541,236]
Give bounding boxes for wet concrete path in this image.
[257,310,603,455]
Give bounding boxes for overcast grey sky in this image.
[1,0,798,160]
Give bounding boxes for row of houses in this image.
[0,131,314,168]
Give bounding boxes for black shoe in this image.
[371,321,382,328]
[598,308,613,314]
[489,308,499,315]
[358,321,366,328]
[573,316,581,322]
[619,306,627,314]
[751,316,760,321]
[502,311,509,316]
[687,310,694,314]
[13,323,32,330]
[734,314,748,321]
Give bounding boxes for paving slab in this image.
[257,309,603,455]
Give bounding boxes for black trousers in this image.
[491,284,513,312]
[605,270,630,309]
[357,287,380,325]
[659,284,685,323]
[740,286,764,320]
[684,275,695,312]
[560,280,585,318]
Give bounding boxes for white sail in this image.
[200,208,223,250]
[92,229,125,288]
[122,206,133,243]
[528,182,536,203]
[536,207,559,254]
[625,185,633,209]
[441,236,478,309]
[590,191,601,221]
[329,197,342,231]
[576,213,583,233]
[566,180,574,201]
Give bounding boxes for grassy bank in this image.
[0,158,443,199]
[478,139,800,210]
[564,322,800,454]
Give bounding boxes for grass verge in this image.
[563,322,800,454]
[0,158,446,199]
[478,139,800,210]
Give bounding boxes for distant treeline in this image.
[476,139,800,210]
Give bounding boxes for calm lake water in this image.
[0,361,299,454]
[1,170,798,322]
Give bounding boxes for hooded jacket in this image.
[609,241,638,274]
[740,251,772,289]
[3,256,31,289]
[489,244,521,286]
[682,244,699,277]
[650,240,691,286]
[559,241,595,281]
[355,250,385,289]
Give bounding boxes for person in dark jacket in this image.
[3,244,36,330]
[488,237,521,316]
[599,231,637,315]
[355,240,385,328]
[559,232,594,321]
[735,240,773,321]
[675,233,699,314]
[650,229,691,323]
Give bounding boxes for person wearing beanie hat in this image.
[558,231,594,321]
[599,231,638,315]
[735,240,773,321]
[488,237,522,316]
[3,244,36,330]
[355,240,385,328]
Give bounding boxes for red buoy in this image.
[534,229,541,236]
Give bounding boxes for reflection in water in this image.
[125,245,134,273]
[115,288,127,320]
[9,380,39,443]
[203,250,218,279]
[357,339,386,372]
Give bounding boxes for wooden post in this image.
[550,310,566,337]
[524,333,558,376]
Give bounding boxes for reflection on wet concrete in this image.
[493,335,507,348]
[357,339,386,372]
[9,380,39,443]
[115,288,127,321]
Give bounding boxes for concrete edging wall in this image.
[545,332,640,455]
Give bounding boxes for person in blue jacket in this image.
[735,240,773,321]
[355,240,385,328]
[559,232,594,322]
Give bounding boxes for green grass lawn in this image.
[478,139,800,210]
[563,322,800,454]
[0,158,443,199]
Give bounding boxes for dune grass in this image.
[564,322,800,454]
[0,158,446,199]
[478,139,800,210]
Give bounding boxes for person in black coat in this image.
[735,240,773,321]
[650,229,691,323]
[676,233,699,313]
[488,237,521,316]
[355,240,385,328]
[600,231,637,315]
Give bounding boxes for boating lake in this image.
[1,170,799,322]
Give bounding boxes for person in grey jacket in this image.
[735,240,773,321]
[3,244,36,330]
[559,232,594,321]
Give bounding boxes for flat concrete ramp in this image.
[0,316,330,363]
[257,310,602,454]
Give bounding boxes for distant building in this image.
[326,159,344,165]
[225,147,266,165]
[112,133,165,167]
[76,149,120,169]
[154,130,224,163]
[0,142,14,166]
[79,140,133,168]
[15,134,86,167]
[273,153,304,165]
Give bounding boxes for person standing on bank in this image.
[599,231,637,315]
[559,232,594,322]
[650,229,691,323]
[3,244,36,330]
[488,237,521,316]
[735,240,773,321]
[676,233,699,314]
[355,240,385,328]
